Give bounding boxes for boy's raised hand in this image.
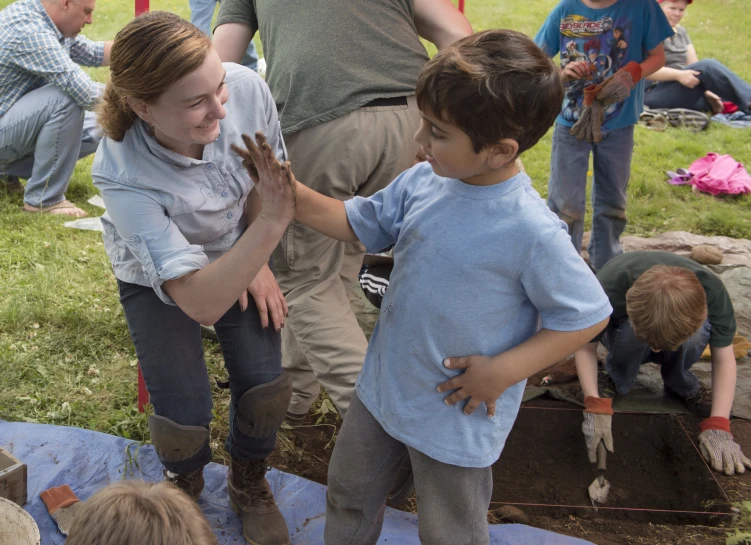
[231,132,297,226]
[437,355,512,417]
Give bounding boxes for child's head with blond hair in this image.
[66,480,218,545]
[626,265,708,351]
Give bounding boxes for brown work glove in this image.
[595,61,642,106]
[570,62,642,143]
[40,484,84,536]
[582,396,615,463]
[570,85,605,143]
[698,417,751,476]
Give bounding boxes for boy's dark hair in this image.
[416,29,564,156]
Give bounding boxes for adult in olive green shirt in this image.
[577,251,750,476]
[213,0,472,421]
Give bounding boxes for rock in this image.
[690,244,724,264]
[529,355,578,386]
[493,505,530,525]
[708,264,751,338]
[620,231,751,267]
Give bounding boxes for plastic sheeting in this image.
[0,421,594,545]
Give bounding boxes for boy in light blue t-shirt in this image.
[239,30,612,545]
[535,0,673,271]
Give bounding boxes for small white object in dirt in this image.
[87,195,106,209]
[0,496,40,545]
[64,217,104,232]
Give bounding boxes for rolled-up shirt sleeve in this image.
[69,33,105,67]
[12,30,104,110]
[98,182,210,305]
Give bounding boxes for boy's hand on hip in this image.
[437,356,509,417]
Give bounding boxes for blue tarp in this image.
[0,422,593,545]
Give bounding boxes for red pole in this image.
[137,362,150,412]
[135,0,148,16]
[458,0,464,13]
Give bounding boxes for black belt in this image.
[363,96,409,108]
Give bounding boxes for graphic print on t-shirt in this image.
[559,14,632,123]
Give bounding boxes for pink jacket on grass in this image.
[671,153,751,196]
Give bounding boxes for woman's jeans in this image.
[118,280,282,474]
[548,123,634,271]
[602,317,711,397]
[645,59,751,114]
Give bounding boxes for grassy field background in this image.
[1,0,750,463]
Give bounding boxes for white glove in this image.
[698,429,751,476]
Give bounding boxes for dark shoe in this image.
[284,411,306,426]
[665,385,712,418]
[228,458,289,545]
[163,468,204,501]
[1,176,24,195]
[598,373,618,400]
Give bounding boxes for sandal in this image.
[23,200,87,218]
[638,109,669,131]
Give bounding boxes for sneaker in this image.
[284,411,307,426]
[598,373,618,400]
[1,176,24,195]
[639,109,669,131]
[665,385,712,418]
[644,108,709,132]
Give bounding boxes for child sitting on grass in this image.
[236,29,612,545]
[65,480,218,545]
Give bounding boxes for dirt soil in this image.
[267,398,751,545]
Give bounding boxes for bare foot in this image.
[704,90,724,114]
[23,200,88,218]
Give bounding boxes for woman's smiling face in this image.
[147,48,229,158]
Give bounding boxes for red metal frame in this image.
[137,362,149,412]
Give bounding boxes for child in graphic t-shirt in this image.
[535,0,673,271]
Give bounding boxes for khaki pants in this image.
[275,97,420,417]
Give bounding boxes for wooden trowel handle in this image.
[597,441,607,472]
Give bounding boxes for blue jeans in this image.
[602,317,711,397]
[190,0,258,71]
[0,85,100,207]
[645,59,751,115]
[118,280,282,474]
[548,123,634,271]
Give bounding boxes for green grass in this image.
[1,0,750,475]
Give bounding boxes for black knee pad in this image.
[148,414,210,462]
[236,372,293,438]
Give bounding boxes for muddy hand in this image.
[232,132,296,226]
[436,355,507,417]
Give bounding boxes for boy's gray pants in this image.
[325,393,492,545]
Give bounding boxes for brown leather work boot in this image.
[163,468,204,501]
[228,458,289,545]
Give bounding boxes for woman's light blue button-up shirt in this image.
[92,63,286,304]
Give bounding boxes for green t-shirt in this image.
[595,251,736,347]
[215,0,429,135]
